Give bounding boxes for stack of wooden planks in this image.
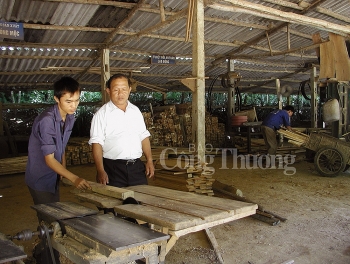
[0,156,27,175]
[149,162,215,196]
[143,104,226,148]
[277,129,310,147]
[65,137,94,166]
[145,105,184,147]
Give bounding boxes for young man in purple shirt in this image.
[25,77,91,206]
[261,105,294,155]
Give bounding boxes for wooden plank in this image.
[319,41,335,79]
[75,192,123,208]
[87,181,134,200]
[126,185,257,214]
[329,33,350,81]
[0,156,27,175]
[130,192,231,221]
[31,201,99,222]
[312,32,322,59]
[171,209,256,237]
[114,204,200,230]
[149,177,189,192]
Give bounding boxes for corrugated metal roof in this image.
[0,0,349,95]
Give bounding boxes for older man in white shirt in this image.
[89,73,154,187]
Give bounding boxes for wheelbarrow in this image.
[304,132,350,177]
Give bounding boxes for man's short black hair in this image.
[283,105,295,113]
[106,73,131,88]
[54,76,80,99]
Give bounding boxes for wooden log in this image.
[212,180,244,197]
[251,214,280,226]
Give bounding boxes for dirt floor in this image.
[1,152,350,264]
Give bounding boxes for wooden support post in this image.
[287,23,291,51]
[191,0,205,162]
[227,59,235,132]
[327,81,347,138]
[339,83,348,136]
[3,121,18,157]
[165,235,178,254]
[266,31,273,56]
[276,79,282,109]
[276,79,283,145]
[101,48,110,104]
[0,103,3,136]
[158,0,165,22]
[310,67,318,128]
[204,228,224,264]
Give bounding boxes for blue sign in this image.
[0,21,24,40]
[151,54,176,65]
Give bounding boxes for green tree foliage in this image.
[1,90,314,137]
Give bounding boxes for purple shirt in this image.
[25,104,75,193]
[262,109,291,130]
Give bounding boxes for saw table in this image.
[0,233,26,264]
[31,201,169,264]
[75,185,258,263]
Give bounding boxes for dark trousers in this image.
[103,158,147,187]
[28,186,60,206]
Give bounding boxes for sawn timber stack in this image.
[150,162,215,196]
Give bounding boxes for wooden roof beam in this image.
[23,15,314,41]
[109,8,188,49]
[77,0,145,80]
[40,0,140,9]
[207,0,333,67]
[231,42,325,59]
[0,52,312,70]
[261,0,304,10]
[316,7,350,24]
[0,64,311,78]
[0,42,101,49]
[211,0,350,36]
[2,29,316,59]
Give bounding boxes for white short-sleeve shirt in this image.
[89,100,150,160]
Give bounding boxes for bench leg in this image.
[204,228,225,264]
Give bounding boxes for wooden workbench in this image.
[76,185,257,263]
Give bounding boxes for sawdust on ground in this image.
[1,153,350,264]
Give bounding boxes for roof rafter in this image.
[210,0,349,36]
[316,7,350,24]
[77,0,146,79]
[208,0,330,67]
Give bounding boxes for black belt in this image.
[116,158,139,165]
